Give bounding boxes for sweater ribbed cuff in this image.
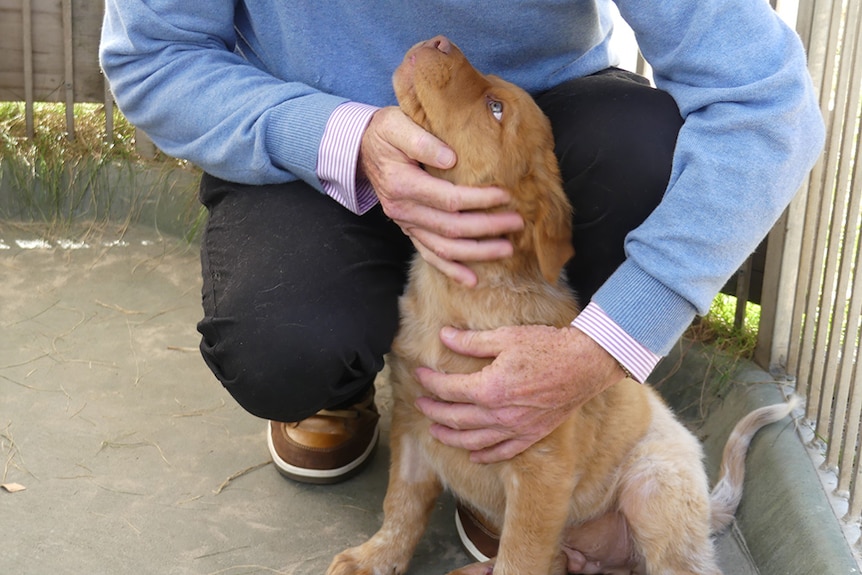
[572,302,661,383]
[590,259,698,356]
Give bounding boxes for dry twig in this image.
[213,461,271,495]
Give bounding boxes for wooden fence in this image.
[3,0,862,546]
[756,0,862,531]
[0,0,109,138]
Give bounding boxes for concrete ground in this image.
[0,220,857,574]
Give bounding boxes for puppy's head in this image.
[393,36,573,283]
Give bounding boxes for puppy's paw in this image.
[445,559,495,575]
[326,545,405,575]
[325,549,372,575]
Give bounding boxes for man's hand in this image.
[359,106,524,286]
[415,325,625,462]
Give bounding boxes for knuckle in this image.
[414,130,436,156]
[380,203,400,221]
[432,244,451,261]
[443,193,460,213]
[438,221,459,238]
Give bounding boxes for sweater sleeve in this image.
[596,0,825,355]
[99,0,344,187]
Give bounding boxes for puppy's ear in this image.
[530,156,574,283]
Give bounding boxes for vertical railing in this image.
[759,0,862,534]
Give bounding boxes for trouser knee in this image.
[195,175,412,422]
[198,313,387,422]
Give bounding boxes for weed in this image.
[687,293,761,359]
[0,102,200,237]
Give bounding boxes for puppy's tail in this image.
[709,395,799,533]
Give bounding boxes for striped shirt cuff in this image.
[571,302,661,383]
[317,101,380,215]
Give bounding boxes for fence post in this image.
[22,0,34,138]
[62,0,75,139]
[135,129,158,159]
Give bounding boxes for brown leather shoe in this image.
[267,388,380,484]
[455,501,500,562]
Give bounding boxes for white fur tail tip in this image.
[709,394,799,532]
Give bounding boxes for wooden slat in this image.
[104,81,114,146]
[734,258,753,330]
[1,0,104,103]
[62,0,74,138]
[790,0,844,418]
[826,234,862,498]
[811,7,860,436]
[21,0,33,137]
[822,0,862,472]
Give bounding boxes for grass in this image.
[688,293,761,359]
[0,102,200,236]
[0,101,187,166]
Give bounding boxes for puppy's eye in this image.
[488,99,503,121]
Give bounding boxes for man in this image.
[100,2,823,571]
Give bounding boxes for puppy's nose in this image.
[425,35,452,55]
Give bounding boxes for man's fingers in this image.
[390,165,516,215]
[372,109,520,214]
[428,423,505,451]
[410,240,478,286]
[393,199,523,243]
[376,106,455,170]
[469,438,533,463]
[415,367,477,404]
[439,327,507,359]
[414,396,499,430]
[409,226,514,263]
[415,330,510,416]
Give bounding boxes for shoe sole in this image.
[266,421,380,485]
[455,507,493,563]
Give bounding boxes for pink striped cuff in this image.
[317,101,380,215]
[571,302,661,383]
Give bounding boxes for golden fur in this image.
[326,37,796,575]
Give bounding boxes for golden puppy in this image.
[326,36,796,575]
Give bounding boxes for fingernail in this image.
[440,326,458,340]
[438,148,456,168]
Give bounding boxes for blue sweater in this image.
[100,1,824,356]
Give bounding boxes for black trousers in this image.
[196,69,683,423]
